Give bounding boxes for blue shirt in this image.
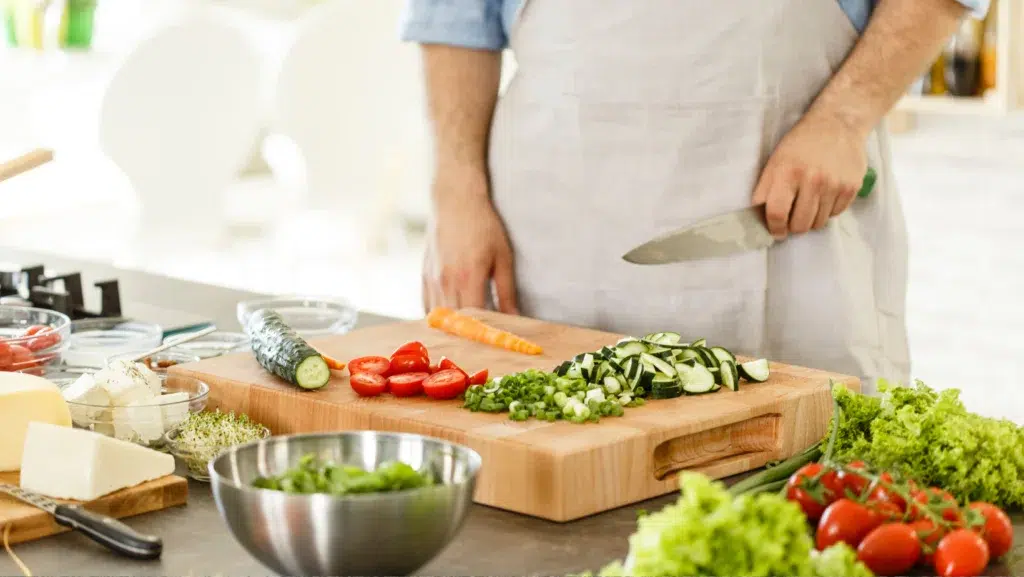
[401,0,989,50]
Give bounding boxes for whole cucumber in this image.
[245,309,330,390]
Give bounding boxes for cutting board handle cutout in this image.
[651,414,781,480]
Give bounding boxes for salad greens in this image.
[734,380,1024,510]
[463,369,640,424]
[252,454,434,495]
[591,473,873,577]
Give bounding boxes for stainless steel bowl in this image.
[209,431,481,577]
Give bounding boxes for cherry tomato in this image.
[934,529,989,577]
[350,372,388,397]
[910,518,946,566]
[389,354,429,375]
[816,498,884,550]
[428,364,440,373]
[437,356,467,375]
[867,472,907,513]
[23,325,49,336]
[0,341,12,370]
[8,344,40,373]
[386,372,429,397]
[856,523,921,576]
[836,460,870,498]
[348,356,391,376]
[422,369,468,400]
[391,341,428,360]
[967,502,1013,559]
[786,463,841,522]
[870,501,904,523]
[468,369,489,386]
[25,327,59,351]
[912,487,961,523]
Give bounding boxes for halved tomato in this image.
[389,354,429,375]
[350,372,387,397]
[438,356,468,378]
[423,369,468,400]
[348,356,391,376]
[387,372,429,397]
[468,369,489,386]
[392,341,428,360]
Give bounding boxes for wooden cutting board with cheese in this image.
[173,309,860,522]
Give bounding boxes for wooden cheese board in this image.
[172,309,859,522]
[0,473,187,545]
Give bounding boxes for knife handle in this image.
[857,167,877,198]
[53,504,163,560]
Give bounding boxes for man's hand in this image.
[752,112,868,239]
[423,168,519,314]
[752,0,967,238]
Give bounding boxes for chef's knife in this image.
[0,484,163,560]
[622,168,877,265]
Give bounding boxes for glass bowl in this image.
[54,372,209,450]
[165,416,271,482]
[162,331,250,359]
[0,306,72,375]
[236,296,358,338]
[64,318,163,368]
[105,349,203,372]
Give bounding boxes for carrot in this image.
[316,350,347,371]
[426,307,543,355]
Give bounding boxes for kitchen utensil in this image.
[0,306,72,373]
[622,167,878,265]
[161,322,214,341]
[161,330,249,360]
[0,483,163,559]
[209,431,481,577]
[125,325,217,363]
[0,472,186,548]
[104,350,204,373]
[176,309,854,522]
[0,149,53,183]
[236,296,358,338]
[51,373,210,449]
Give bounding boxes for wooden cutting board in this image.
[172,310,859,522]
[0,474,187,545]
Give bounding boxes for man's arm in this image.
[756,0,970,236]
[810,0,968,141]
[422,45,502,201]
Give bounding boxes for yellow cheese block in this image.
[0,372,72,472]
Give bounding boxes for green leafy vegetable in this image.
[251,453,434,495]
[592,473,873,577]
[170,410,269,477]
[463,369,639,424]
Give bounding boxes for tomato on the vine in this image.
[856,523,921,576]
[967,502,1014,559]
[912,487,961,523]
[816,498,884,550]
[836,460,870,498]
[786,463,841,522]
[867,472,908,513]
[910,518,946,566]
[934,529,989,577]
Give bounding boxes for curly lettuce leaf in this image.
[810,543,874,577]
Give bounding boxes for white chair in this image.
[267,0,429,258]
[98,10,264,249]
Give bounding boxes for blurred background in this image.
[0,0,1022,418]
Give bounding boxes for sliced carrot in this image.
[426,308,543,355]
[318,352,347,371]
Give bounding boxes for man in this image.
[402,0,986,390]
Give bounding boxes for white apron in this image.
[487,0,911,391]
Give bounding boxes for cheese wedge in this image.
[20,421,175,501]
[0,372,72,472]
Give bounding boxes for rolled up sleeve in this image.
[400,0,508,51]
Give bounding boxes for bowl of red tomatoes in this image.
[0,306,72,375]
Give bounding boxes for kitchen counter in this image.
[0,247,1021,576]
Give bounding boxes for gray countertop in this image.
[0,247,1020,577]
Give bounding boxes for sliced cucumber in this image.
[615,340,649,358]
[650,375,684,399]
[690,338,707,348]
[603,375,623,395]
[640,353,676,377]
[246,309,330,390]
[709,346,736,365]
[738,359,770,382]
[720,360,740,391]
[681,364,716,394]
[695,347,720,368]
[553,361,571,376]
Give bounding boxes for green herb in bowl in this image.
[165,410,270,481]
[252,453,434,495]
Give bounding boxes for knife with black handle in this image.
[0,484,163,560]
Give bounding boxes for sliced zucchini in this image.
[738,359,770,382]
[640,353,676,377]
[709,346,736,365]
[720,360,740,391]
[680,364,716,394]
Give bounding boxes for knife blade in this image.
[622,167,877,265]
[0,484,163,559]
